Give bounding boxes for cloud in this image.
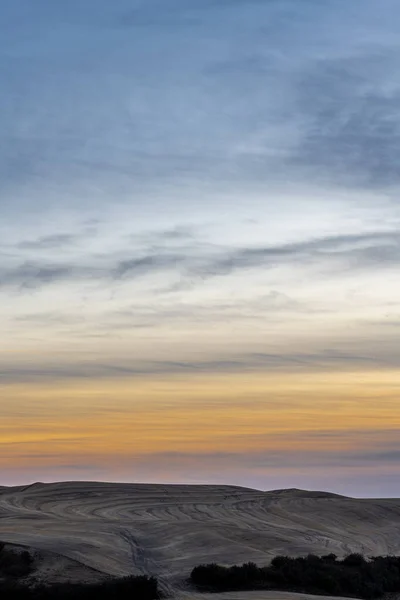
[14,312,81,326]
[360,450,400,463]
[128,225,200,248]
[1,230,398,292]
[0,262,78,290]
[114,253,182,279]
[17,234,80,251]
[1,0,399,215]
[0,347,389,385]
[292,53,400,188]
[116,430,400,478]
[203,231,400,277]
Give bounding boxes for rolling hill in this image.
[1,482,400,594]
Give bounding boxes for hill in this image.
[1,482,400,593]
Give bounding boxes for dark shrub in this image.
[322,553,338,563]
[190,553,400,599]
[271,555,290,569]
[0,544,34,578]
[343,553,367,567]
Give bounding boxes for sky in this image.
[1,0,400,496]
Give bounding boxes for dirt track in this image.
[1,482,400,592]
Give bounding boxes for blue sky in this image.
[1,0,400,494]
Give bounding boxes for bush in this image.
[0,544,34,578]
[343,553,367,567]
[190,553,400,599]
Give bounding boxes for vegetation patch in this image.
[191,553,400,599]
[0,543,34,579]
[0,574,159,600]
[0,543,159,600]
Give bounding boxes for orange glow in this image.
[2,370,400,475]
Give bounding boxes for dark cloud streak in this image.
[17,234,80,251]
[1,230,398,291]
[0,348,390,385]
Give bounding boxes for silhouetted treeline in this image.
[0,575,159,600]
[190,553,400,599]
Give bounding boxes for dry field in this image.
[1,482,400,594]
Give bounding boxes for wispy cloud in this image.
[17,233,81,251]
[292,53,400,188]
[0,347,391,385]
[1,230,398,291]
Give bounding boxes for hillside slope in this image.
[1,482,400,591]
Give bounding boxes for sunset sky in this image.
[1,0,400,496]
